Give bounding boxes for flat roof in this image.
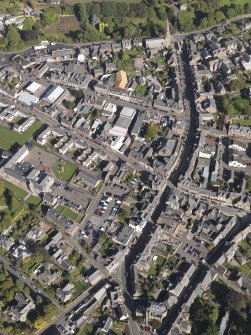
[18,91,39,106]
[26,82,41,93]
[116,116,132,130]
[121,106,136,119]
[44,85,64,104]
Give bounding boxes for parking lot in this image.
[52,183,92,214]
[25,146,58,171]
[175,233,209,264]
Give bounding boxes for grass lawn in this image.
[0,180,27,231]
[27,195,42,207]
[148,265,157,276]
[156,255,166,267]
[239,239,251,258]
[239,263,251,275]
[53,160,77,182]
[1,179,27,199]
[43,16,81,43]
[112,321,125,335]
[233,119,251,126]
[56,204,78,220]
[0,121,43,150]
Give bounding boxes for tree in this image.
[89,3,101,17]
[36,295,43,305]
[0,180,5,196]
[229,79,245,92]
[214,11,225,23]
[34,316,47,330]
[77,3,88,22]
[21,30,37,41]
[22,17,35,30]
[156,7,167,20]
[145,122,159,140]
[41,7,60,26]
[6,25,21,50]
[100,1,117,17]
[123,25,136,38]
[226,291,246,313]
[203,323,219,335]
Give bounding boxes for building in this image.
[56,283,74,302]
[115,70,128,89]
[113,225,135,247]
[76,169,102,189]
[14,117,35,133]
[144,38,166,50]
[146,301,167,323]
[43,85,64,104]
[4,146,29,170]
[18,91,39,106]
[9,293,35,322]
[109,106,136,137]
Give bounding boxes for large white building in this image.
[18,91,39,106]
[109,106,136,137]
[43,85,64,104]
[4,146,29,169]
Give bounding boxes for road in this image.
[37,278,107,335]
[0,255,62,310]
[121,38,200,335]
[158,213,251,335]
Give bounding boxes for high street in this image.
[121,38,200,335]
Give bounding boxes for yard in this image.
[0,179,27,231]
[0,121,43,150]
[56,204,79,221]
[42,16,81,43]
[26,195,42,207]
[53,159,77,182]
[0,179,27,199]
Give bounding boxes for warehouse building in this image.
[109,106,136,137]
[18,91,39,106]
[43,85,64,105]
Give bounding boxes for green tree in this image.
[36,295,43,305]
[124,25,136,38]
[41,7,60,26]
[229,79,245,92]
[214,11,225,23]
[6,25,21,50]
[226,291,246,313]
[77,3,88,22]
[203,323,219,335]
[145,122,159,140]
[22,17,35,30]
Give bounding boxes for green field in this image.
[1,179,27,199]
[0,121,43,150]
[0,179,27,231]
[53,160,77,182]
[27,195,42,207]
[233,119,251,126]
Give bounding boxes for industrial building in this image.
[109,106,136,137]
[43,85,64,104]
[26,82,42,93]
[18,91,39,106]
